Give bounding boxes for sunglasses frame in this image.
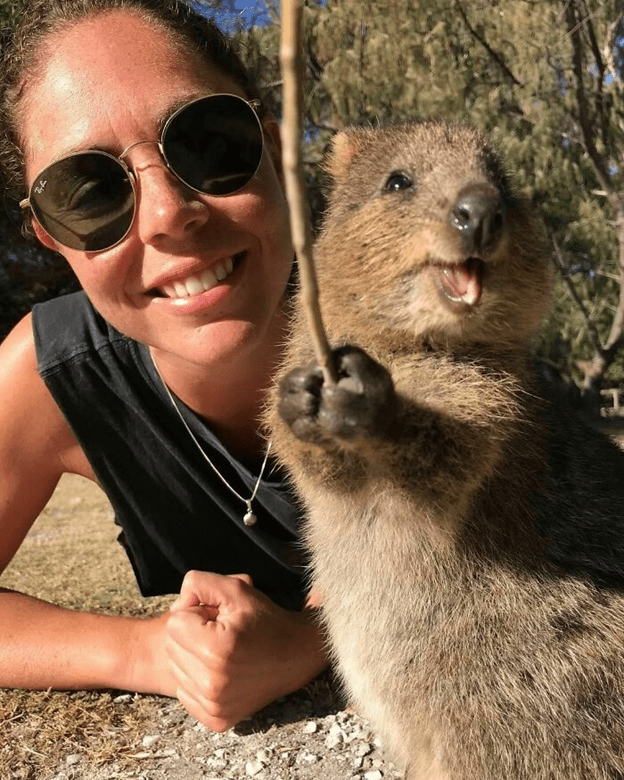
[20,93,265,252]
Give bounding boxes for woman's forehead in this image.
[20,10,242,172]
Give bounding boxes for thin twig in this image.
[279,0,337,384]
[455,0,524,88]
[550,232,604,355]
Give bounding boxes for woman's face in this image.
[20,10,294,371]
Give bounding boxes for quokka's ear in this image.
[324,127,376,181]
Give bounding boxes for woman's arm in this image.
[0,314,154,692]
[0,577,327,727]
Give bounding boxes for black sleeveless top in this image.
[32,292,307,608]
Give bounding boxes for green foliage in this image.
[0,0,25,26]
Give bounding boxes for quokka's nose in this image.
[450,185,504,254]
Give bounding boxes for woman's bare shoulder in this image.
[0,314,95,547]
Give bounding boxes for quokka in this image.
[267,120,624,779]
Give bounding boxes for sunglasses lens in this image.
[163,94,263,196]
[28,152,134,251]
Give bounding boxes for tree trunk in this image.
[577,201,624,409]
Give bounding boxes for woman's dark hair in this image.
[0,0,263,200]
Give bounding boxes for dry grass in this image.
[0,475,176,779]
[0,689,169,778]
[0,474,172,615]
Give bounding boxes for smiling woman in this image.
[0,0,326,734]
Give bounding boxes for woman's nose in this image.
[132,157,210,246]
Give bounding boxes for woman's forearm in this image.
[0,581,329,731]
[0,588,171,694]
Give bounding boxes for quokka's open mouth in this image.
[431,257,484,310]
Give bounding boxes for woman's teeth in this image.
[160,257,235,299]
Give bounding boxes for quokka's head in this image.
[314,121,553,350]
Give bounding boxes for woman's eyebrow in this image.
[156,92,211,133]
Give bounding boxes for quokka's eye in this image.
[384,171,413,193]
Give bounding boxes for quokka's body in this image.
[266,121,624,779]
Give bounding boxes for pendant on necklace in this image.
[243,500,258,527]
[150,347,269,530]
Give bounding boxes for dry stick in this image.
[280,0,338,385]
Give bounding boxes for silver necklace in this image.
[149,349,271,527]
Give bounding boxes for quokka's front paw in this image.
[278,345,396,444]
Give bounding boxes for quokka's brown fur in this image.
[266,121,624,779]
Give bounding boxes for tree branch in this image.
[565,0,614,196]
[454,0,524,88]
[550,232,605,356]
[579,0,610,150]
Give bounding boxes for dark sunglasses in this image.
[20,93,264,252]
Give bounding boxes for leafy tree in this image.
[0,0,23,25]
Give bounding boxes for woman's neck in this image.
[150,310,289,462]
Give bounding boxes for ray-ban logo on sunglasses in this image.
[34,179,47,195]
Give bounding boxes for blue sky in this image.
[202,0,272,32]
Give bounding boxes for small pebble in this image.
[325,732,343,749]
[206,758,227,771]
[296,750,319,765]
[65,754,81,766]
[303,720,318,733]
[364,770,384,780]
[141,735,158,748]
[245,758,264,776]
